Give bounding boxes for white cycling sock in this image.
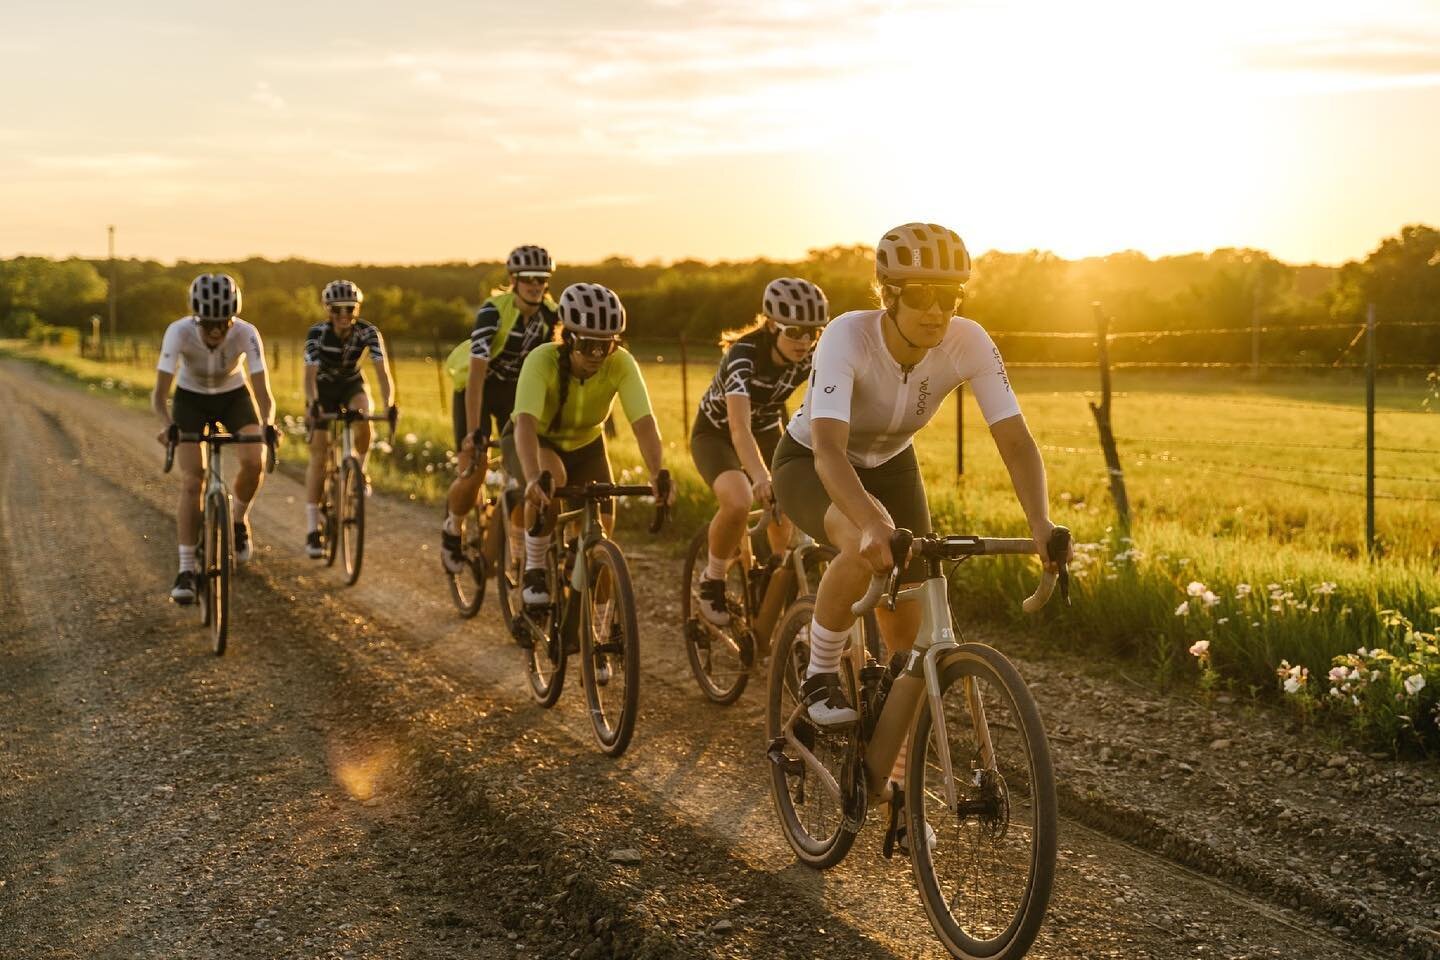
[524,532,550,571]
[178,544,198,573]
[805,619,850,678]
[306,504,320,531]
[443,512,463,536]
[705,552,728,581]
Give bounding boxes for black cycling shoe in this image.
[233,522,252,563]
[799,671,859,727]
[441,530,466,574]
[522,567,551,606]
[170,570,198,605]
[305,530,324,559]
[697,576,731,626]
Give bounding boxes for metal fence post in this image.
[1087,302,1131,530]
[955,384,964,480]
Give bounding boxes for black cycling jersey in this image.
[304,319,386,381]
[470,300,560,382]
[697,328,810,432]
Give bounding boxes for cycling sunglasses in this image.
[892,283,963,312]
[514,273,550,285]
[328,304,358,316]
[198,318,233,332]
[774,323,820,343]
[574,336,617,359]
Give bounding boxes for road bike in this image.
[504,469,670,757]
[681,509,875,705]
[164,424,277,655]
[445,438,514,618]
[766,526,1071,960]
[312,406,395,585]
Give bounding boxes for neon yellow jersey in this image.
[513,343,653,451]
[443,340,470,392]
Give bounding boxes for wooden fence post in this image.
[679,332,691,430]
[1365,303,1376,557]
[1087,302,1131,530]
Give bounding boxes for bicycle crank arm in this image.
[690,612,745,657]
[779,705,844,808]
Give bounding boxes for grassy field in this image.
[6,337,1439,749]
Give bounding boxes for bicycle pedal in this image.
[766,738,805,777]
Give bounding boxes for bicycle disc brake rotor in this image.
[967,767,1010,841]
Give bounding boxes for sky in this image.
[2,0,1439,267]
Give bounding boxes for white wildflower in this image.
[1202,590,1219,608]
[1188,640,1210,657]
[1404,674,1427,697]
[1175,601,1190,617]
[1186,581,1206,597]
[403,432,419,445]
[1217,617,1229,625]
[1235,583,1252,598]
[1315,581,1337,595]
[1329,666,1349,682]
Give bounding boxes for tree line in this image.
[2,225,1437,365]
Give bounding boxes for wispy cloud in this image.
[251,81,287,112]
[29,153,194,174]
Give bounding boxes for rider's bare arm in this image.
[630,414,673,503]
[464,356,490,442]
[724,394,771,494]
[249,370,276,426]
[989,413,1067,568]
[811,416,894,573]
[152,370,175,435]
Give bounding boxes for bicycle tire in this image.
[907,643,1057,960]
[340,457,365,585]
[680,529,750,705]
[580,539,641,756]
[447,505,487,618]
[207,491,231,656]
[322,463,340,567]
[523,547,565,707]
[495,493,523,636]
[765,596,859,869]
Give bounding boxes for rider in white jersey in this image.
[772,223,1070,850]
[151,274,277,603]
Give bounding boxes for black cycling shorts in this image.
[172,386,259,433]
[316,373,368,414]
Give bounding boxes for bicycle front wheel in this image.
[340,457,365,585]
[523,549,566,707]
[580,539,641,756]
[765,597,859,869]
[448,505,487,618]
[680,529,750,705]
[322,464,340,567]
[907,643,1057,960]
[206,492,232,656]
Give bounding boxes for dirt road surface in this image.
[2,358,1436,959]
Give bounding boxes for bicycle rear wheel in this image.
[447,505,487,617]
[340,457,365,585]
[580,539,641,756]
[765,597,859,869]
[680,529,751,705]
[206,492,232,656]
[907,643,1056,960]
[523,549,565,707]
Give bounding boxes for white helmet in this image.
[189,273,241,320]
[762,277,828,327]
[506,245,554,276]
[558,283,625,337]
[322,279,363,306]
[875,222,972,285]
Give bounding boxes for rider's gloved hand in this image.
[264,422,281,448]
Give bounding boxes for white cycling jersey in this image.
[786,309,1021,468]
[156,317,267,395]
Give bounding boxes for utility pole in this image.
[107,225,117,340]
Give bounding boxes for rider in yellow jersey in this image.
[507,282,672,605]
[441,245,560,574]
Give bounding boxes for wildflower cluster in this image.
[1281,609,1440,751]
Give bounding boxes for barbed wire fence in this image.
[75,308,1438,555]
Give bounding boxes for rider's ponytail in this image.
[549,335,573,433]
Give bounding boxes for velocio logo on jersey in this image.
[992,346,1012,392]
[914,377,931,416]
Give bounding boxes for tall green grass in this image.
[6,339,1437,748]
